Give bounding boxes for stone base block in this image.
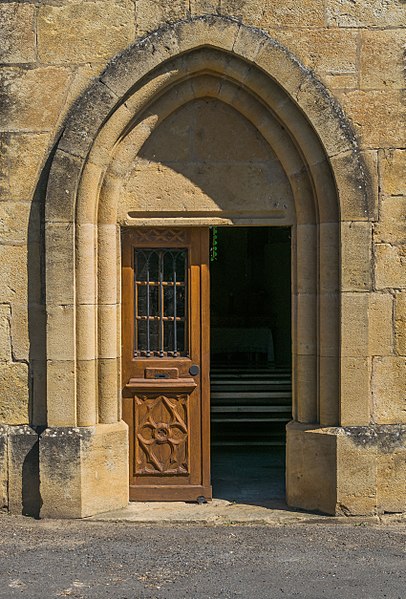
[40,421,129,518]
[287,421,406,516]
[286,422,337,514]
[0,424,41,516]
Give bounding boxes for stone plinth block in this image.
[40,422,128,518]
[337,426,406,516]
[287,422,406,516]
[286,422,337,515]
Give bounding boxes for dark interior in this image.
[210,227,292,505]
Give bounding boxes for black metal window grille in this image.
[134,249,188,357]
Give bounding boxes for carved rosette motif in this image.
[135,393,189,475]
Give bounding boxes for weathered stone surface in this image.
[375,196,406,244]
[377,449,406,513]
[341,293,369,357]
[286,423,337,515]
[136,0,188,35]
[336,435,377,515]
[0,134,50,202]
[295,80,354,157]
[47,305,75,362]
[268,28,357,81]
[120,97,293,220]
[0,3,36,64]
[9,303,44,363]
[395,292,406,356]
[319,355,340,426]
[55,63,106,132]
[222,0,325,27]
[0,202,39,247]
[45,223,75,306]
[0,304,11,362]
[372,357,406,424]
[98,357,120,424]
[379,150,406,196]
[175,14,241,52]
[360,29,405,90]
[40,423,128,518]
[46,360,76,427]
[38,0,135,63]
[0,362,29,425]
[341,222,372,291]
[337,425,406,515]
[122,161,293,216]
[326,0,406,27]
[0,67,71,131]
[58,80,118,159]
[330,150,377,221]
[368,293,393,357]
[339,90,405,148]
[190,0,220,13]
[45,150,82,224]
[340,357,371,426]
[100,29,179,98]
[0,245,27,304]
[375,244,406,290]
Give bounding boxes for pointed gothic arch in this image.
[41,16,375,517]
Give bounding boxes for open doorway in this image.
[210,227,291,505]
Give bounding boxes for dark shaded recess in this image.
[28,146,56,427]
[23,143,57,518]
[210,227,291,366]
[210,227,292,503]
[22,433,43,519]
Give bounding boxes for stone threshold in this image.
[86,499,406,526]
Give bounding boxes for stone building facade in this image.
[0,1,405,518]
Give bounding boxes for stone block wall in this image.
[0,2,405,516]
[1,0,404,428]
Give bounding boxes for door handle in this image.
[189,365,200,376]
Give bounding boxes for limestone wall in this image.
[0,2,405,429]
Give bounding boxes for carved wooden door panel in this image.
[122,228,211,501]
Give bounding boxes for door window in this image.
[134,248,188,358]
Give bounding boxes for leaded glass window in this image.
[134,249,188,357]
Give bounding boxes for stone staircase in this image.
[210,365,292,446]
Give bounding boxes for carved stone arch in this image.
[41,16,375,518]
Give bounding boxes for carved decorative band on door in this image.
[133,229,187,243]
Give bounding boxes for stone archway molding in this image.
[41,15,376,518]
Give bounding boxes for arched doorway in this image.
[40,16,374,518]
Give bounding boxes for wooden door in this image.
[122,228,211,501]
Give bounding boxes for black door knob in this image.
[189,365,200,376]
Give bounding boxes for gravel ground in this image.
[0,516,405,599]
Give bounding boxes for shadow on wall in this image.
[23,143,56,517]
[22,438,42,518]
[28,147,55,427]
[123,97,293,219]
